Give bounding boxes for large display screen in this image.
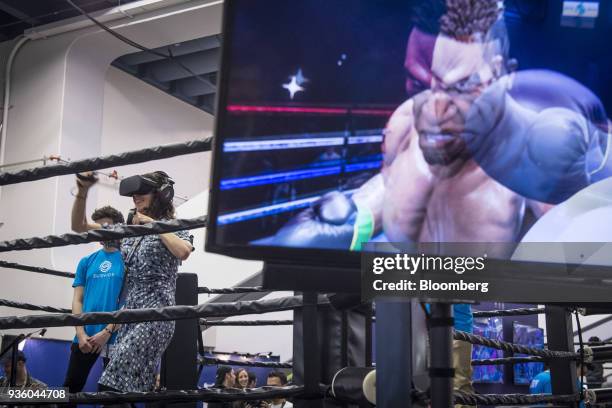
[472,317,504,383]
[513,322,545,385]
[207,0,612,262]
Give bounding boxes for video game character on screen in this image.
[214,0,612,251]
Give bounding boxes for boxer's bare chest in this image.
[418,162,525,242]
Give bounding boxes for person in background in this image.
[64,201,125,396]
[247,371,257,388]
[530,361,591,408]
[587,336,604,389]
[208,366,238,408]
[263,371,293,408]
[236,369,249,389]
[0,351,47,389]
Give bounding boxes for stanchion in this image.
[430,303,453,408]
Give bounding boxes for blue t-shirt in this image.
[530,370,585,408]
[72,249,124,344]
[453,304,473,333]
[530,370,552,394]
[425,304,473,333]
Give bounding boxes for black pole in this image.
[9,341,18,387]
[302,291,320,395]
[376,301,413,408]
[545,306,578,408]
[429,303,454,408]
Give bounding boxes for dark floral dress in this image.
[99,228,190,392]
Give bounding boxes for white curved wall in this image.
[0,0,294,360]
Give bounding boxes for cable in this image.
[64,0,215,86]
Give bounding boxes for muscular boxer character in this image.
[266,0,610,250]
[263,0,610,403]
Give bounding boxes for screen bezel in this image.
[205,0,362,267]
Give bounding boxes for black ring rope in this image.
[453,391,579,406]
[0,295,331,330]
[0,260,75,278]
[472,308,545,318]
[471,356,545,366]
[200,319,293,327]
[454,330,579,360]
[64,386,310,405]
[0,216,207,252]
[0,299,70,314]
[197,286,267,295]
[0,138,212,186]
[199,356,292,369]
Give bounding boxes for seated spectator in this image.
[247,371,257,388]
[264,371,293,408]
[208,366,238,408]
[587,336,604,389]
[236,369,249,389]
[0,350,46,389]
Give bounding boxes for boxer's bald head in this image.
[412,0,508,167]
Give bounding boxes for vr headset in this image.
[119,172,175,204]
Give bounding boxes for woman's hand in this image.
[77,333,93,354]
[133,212,155,224]
[88,330,111,354]
[76,171,98,191]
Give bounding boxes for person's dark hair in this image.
[140,171,175,220]
[214,365,232,387]
[411,0,446,34]
[267,371,288,385]
[1,350,26,365]
[440,0,500,40]
[248,371,257,384]
[589,336,603,345]
[91,206,124,224]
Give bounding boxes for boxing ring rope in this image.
[0,260,75,278]
[197,286,267,294]
[471,356,545,365]
[472,307,545,318]
[199,356,293,369]
[0,298,70,314]
[0,386,314,406]
[0,387,590,407]
[451,391,580,406]
[0,216,207,252]
[453,330,580,360]
[0,295,331,330]
[200,319,293,327]
[0,138,212,186]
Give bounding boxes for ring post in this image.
[429,302,454,408]
[545,305,578,408]
[376,300,414,408]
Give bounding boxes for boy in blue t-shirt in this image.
[63,205,125,394]
[530,362,590,408]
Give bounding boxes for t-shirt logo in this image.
[99,260,112,273]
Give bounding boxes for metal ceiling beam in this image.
[0,1,40,25]
[173,75,216,97]
[145,48,219,82]
[118,36,220,66]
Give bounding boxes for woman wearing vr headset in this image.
[72,170,192,393]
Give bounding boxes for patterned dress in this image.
[99,228,190,392]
